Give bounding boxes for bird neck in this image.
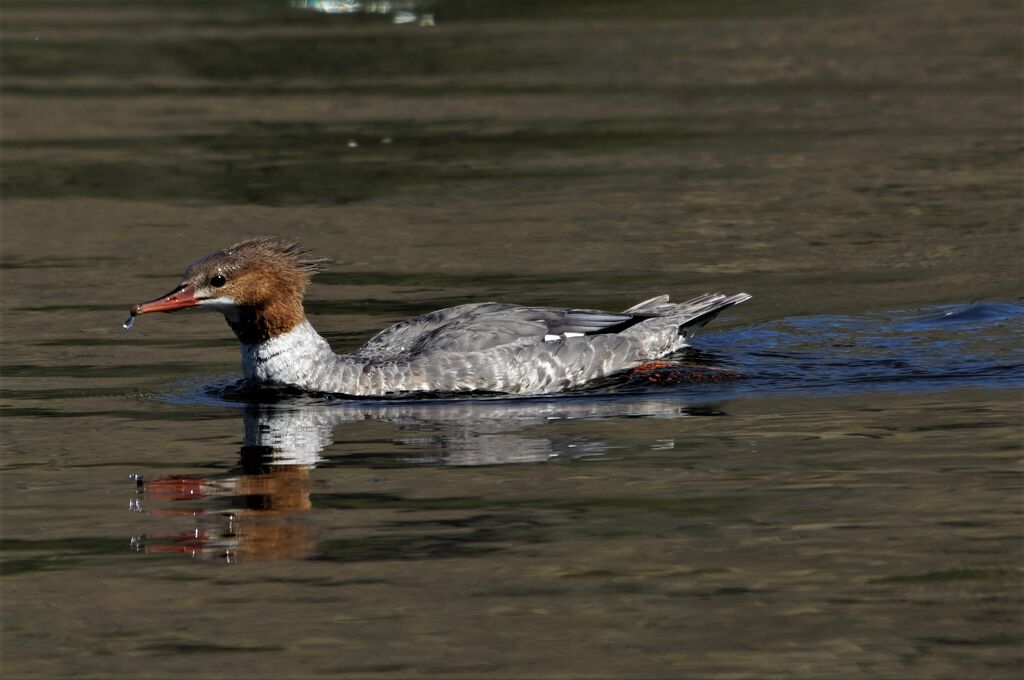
[239,319,342,389]
[226,298,307,345]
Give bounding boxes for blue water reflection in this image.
[701,301,1024,398]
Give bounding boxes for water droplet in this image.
[122,316,135,331]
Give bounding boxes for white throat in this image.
[240,320,336,388]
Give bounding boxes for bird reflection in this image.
[131,395,721,562]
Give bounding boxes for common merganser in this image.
[126,238,750,396]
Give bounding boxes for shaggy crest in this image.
[214,238,328,277]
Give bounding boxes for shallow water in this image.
[2,1,1022,678]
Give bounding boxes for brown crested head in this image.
[184,238,325,306]
[130,238,327,344]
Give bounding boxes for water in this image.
[2,1,1022,678]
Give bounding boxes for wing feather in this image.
[353,293,750,364]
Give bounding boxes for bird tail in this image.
[621,292,751,348]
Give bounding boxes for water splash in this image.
[691,301,1024,399]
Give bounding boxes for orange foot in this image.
[632,361,744,384]
[632,360,677,373]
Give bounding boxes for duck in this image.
[126,238,751,396]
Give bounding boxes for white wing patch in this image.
[544,332,585,341]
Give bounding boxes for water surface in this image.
[1,1,1022,678]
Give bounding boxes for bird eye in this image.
[210,274,226,288]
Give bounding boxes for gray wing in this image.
[355,301,645,359]
[403,305,643,355]
[353,302,515,360]
[355,294,750,361]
